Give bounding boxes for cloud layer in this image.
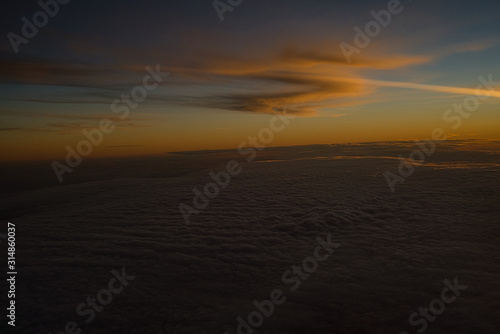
[2,141,499,333]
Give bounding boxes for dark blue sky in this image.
[1,0,500,160]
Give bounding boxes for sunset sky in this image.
[1,0,500,161]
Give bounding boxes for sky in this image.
[1,0,500,161]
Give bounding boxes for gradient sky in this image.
[1,0,500,161]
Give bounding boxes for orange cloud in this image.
[161,43,433,116]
